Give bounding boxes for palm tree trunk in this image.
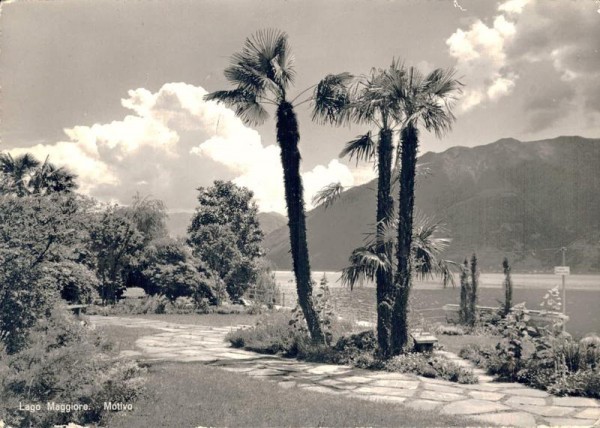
[376,128,394,357]
[276,101,326,344]
[391,123,419,355]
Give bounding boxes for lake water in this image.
[273,271,600,338]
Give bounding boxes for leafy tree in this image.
[121,193,168,244]
[390,66,462,354]
[140,238,216,304]
[89,207,144,303]
[188,182,262,300]
[205,29,337,343]
[0,153,40,196]
[0,194,84,353]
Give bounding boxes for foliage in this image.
[384,353,477,384]
[138,238,217,304]
[459,255,479,326]
[0,152,77,197]
[0,258,58,354]
[460,298,600,397]
[0,193,94,353]
[120,193,168,244]
[501,257,513,316]
[89,206,144,303]
[227,311,306,355]
[434,324,466,336]
[188,181,263,300]
[341,213,455,290]
[41,260,99,304]
[87,294,211,316]
[206,30,327,343]
[0,309,145,427]
[246,262,281,309]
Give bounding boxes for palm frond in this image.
[311,72,354,125]
[339,132,376,165]
[311,182,345,209]
[205,89,269,126]
[340,246,391,290]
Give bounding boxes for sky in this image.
[1,0,599,214]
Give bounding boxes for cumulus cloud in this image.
[8,83,369,214]
[446,2,524,113]
[447,0,600,131]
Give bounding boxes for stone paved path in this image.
[91,316,600,427]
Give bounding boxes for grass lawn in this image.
[124,312,261,327]
[98,314,477,427]
[108,362,474,428]
[96,325,159,352]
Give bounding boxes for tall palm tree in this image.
[205,29,334,343]
[0,153,40,196]
[314,62,407,356]
[390,66,462,354]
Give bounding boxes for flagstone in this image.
[510,404,575,417]
[371,379,419,389]
[544,417,598,426]
[553,396,600,407]
[505,396,547,406]
[502,387,549,398]
[338,375,374,384]
[440,399,510,415]
[574,407,600,419]
[354,386,417,397]
[468,390,505,401]
[469,411,537,428]
[306,365,352,375]
[420,390,465,402]
[422,382,464,394]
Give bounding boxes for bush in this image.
[40,261,99,304]
[383,353,476,384]
[434,324,465,336]
[0,309,146,427]
[227,311,305,355]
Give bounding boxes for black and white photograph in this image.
[0,0,599,426]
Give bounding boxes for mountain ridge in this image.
[263,135,600,273]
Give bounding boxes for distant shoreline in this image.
[274,271,600,291]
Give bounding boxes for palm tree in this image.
[205,29,336,343]
[341,212,455,290]
[0,153,40,196]
[390,66,462,354]
[30,156,78,195]
[314,62,407,356]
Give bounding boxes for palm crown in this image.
[204,29,296,126]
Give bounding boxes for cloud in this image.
[446,2,524,113]
[447,0,600,132]
[8,82,368,214]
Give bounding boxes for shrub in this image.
[434,324,465,336]
[0,309,146,427]
[226,311,306,355]
[383,353,476,383]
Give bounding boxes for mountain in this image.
[263,136,600,273]
[166,210,288,239]
[258,212,287,236]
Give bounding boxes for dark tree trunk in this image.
[391,123,419,355]
[376,128,394,357]
[276,101,326,344]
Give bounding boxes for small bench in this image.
[67,304,89,317]
[411,333,438,353]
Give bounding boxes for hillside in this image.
[263,136,600,273]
